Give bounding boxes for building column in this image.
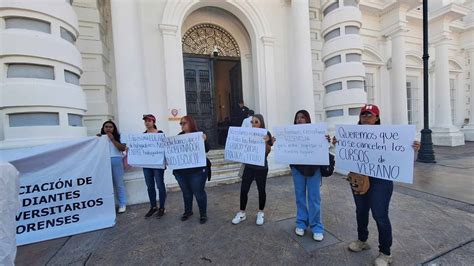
[290,0,315,116]
[160,24,187,135]
[389,29,409,125]
[462,48,474,140]
[110,0,148,133]
[261,37,278,128]
[431,37,465,146]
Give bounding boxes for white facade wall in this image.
[1,0,473,203]
[0,0,87,149]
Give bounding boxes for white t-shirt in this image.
[108,138,123,158]
[242,117,252,128]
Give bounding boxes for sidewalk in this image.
[16,145,474,265]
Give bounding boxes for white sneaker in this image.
[256,211,265,225]
[118,205,126,213]
[313,233,324,241]
[374,252,393,266]
[295,228,305,236]
[231,211,246,225]
[348,240,371,252]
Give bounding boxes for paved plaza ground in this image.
[16,143,474,265]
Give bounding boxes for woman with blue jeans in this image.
[142,114,167,219]
[173,115,210,224]
[290,110,332,241]
[333,104,420,266]
[99,120,127,213]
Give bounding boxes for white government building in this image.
[1,0,473,204]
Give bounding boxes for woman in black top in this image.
[231,114,273,226]
[173,115,210,224]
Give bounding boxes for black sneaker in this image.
[200,216,208,224]
[180,212,193,221]
[145,207,157,218]
[156,208,165,219]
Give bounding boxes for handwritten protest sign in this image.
[164,132,206,170]
[126,133,166,167]
[335,125,416,183]
[225,127,267,166]
[273,124,329,165]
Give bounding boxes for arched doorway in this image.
[182,22,244,148]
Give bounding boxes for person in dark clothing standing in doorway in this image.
[231,101,250,126]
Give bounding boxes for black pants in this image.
[353,177,393,255]
[240,166,268,211]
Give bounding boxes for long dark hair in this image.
[253,114,266,129]
[100,120,121,142]
[181,115,199,133]
[294,110,311,124]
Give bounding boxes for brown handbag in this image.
[346,172,370,195]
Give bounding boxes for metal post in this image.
[417,0,436,163]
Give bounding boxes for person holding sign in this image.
[173,116,210,224]
[141,114,167,219]
[98,121,127,213]
[289,110,331,241]
[334,104,420,266]
[231,114,274,226]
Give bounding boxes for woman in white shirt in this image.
[99,120,127,213]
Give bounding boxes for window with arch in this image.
[346,53,362,62]
[323,2,339,16]
[5,17,51,33]
[324,28,340,42]
[326,109,344,118]
[324,55,341,68]
[345,26,360,35]
[182,24,240,57]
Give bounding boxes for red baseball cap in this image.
[360,104,380,116]
[142,114,156,122]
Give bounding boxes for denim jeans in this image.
[143,168,166,209]
[353,177,393,255]
[111,157,127,207]
[175,169,207,217]
[291,167,324,234]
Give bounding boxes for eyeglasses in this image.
[360,112,374,118]
[251,121,259,124]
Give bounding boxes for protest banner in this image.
[224,127,267,166]
[1,137,116,246]
[273,123,329,165]
[335,125,416,183]
[164,132,206,170]
[126,133,166,168]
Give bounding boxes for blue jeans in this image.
[353,177,393,255]
[291,167,324,234]
[175,170,207,217]
[143,168,166,209]
[111,157,127,207]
